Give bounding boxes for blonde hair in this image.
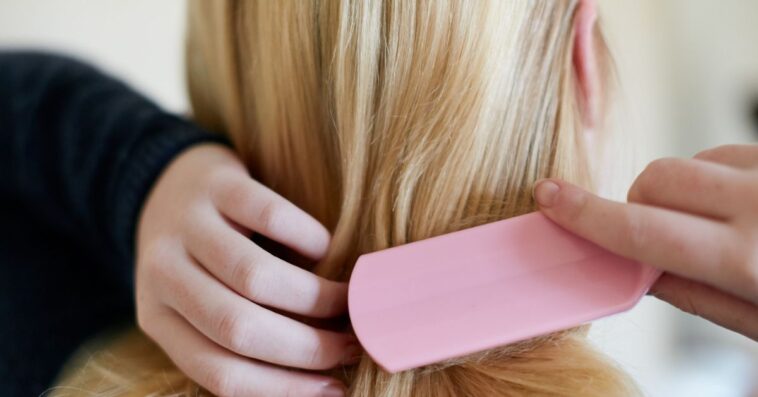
[52,0,638,396]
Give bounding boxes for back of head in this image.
[186,1,636,396]
[55,1,639,395]
[187,0,595,271]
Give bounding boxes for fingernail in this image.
[319,383,346,397]
[340,341,363,365]
[534,180,560,208]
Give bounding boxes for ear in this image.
[573,0,601,129]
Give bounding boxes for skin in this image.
[136,144,354,397]
[534,144,758,341]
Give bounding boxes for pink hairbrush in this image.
[347,212,661,373]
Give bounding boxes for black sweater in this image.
[0,51,226,396]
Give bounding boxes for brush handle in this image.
[348,211,661,373]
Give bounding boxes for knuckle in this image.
[209,168,235,194]
[215,309,252,353]
[141,239,175,272]
[303,339,328,369]
[623,208,648,252]
[630,163,662,202]
[256,200,281,233]
[135,307,153,335]
[631,158,691,202]
[150,259,182,294]
[694,144,732,161]
[224,180,252,209]
[232,254,265,302]
[693,148,716,161]
[642,158,678,183]
[184,203,209,228]
[146,257,170,281]
[644,157,673,174]
[140,242,181,285]
[202,364,240,397]
[207,235,240,272]
[627,179,644,203]
[208,238,269,300]
[210,170,248,207]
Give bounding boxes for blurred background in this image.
[0,1,756,396]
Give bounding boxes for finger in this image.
[141,307,347,397]
[627,157,743,220]
[533,179,753,302]
[650,273,758,341]
[694,144,758,170]
[185,211,348,318]
[155,252,359,370]
[211,172,330,259]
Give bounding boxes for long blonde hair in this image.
[53,0,638,395]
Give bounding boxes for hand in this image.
[135,144,355,397]
[533,144,758,340]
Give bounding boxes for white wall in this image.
[0,0,188,112]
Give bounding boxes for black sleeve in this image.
[0,51,228,285]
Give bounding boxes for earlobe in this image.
[573,0,600,129]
